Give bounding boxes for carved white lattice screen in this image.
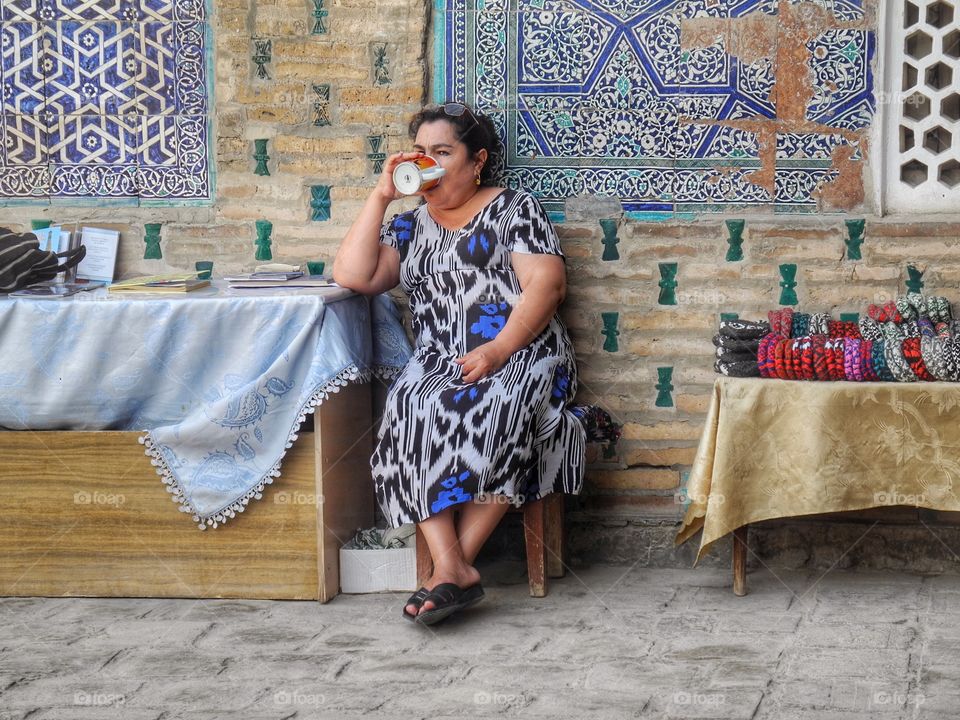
[884,0,960,212]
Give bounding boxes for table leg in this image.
[316,382,375,603]
[732,524,749,597]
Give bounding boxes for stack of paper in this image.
[225,272,336,289]
[108,273,211,293]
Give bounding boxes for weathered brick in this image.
[624,335,714,358]
[579,494,683,516]
[867,222,960,239]
[675,392,711,414]
[588,468,680,490]
[620,444,698,467]
[622,421,704,441]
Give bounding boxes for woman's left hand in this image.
[455,341,510,383]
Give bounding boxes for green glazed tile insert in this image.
[313,84,331,126]
[658,262,677,305]
[724,219,744,262]
[655,366,674,408]
[367,135,386,174]
[844,219,865,261]
[255,219,273,261]
[372,42,390,85]
[252,38,271,80]
[601,312,619,352]
[778,264,798,306]
[311,0,328,34]
[253,139,270,176]
[310,186,331,221]
[599,218,619,261]
[143,223,162,260]
[906,265,924,293]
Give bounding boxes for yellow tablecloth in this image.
[676,377,960,562]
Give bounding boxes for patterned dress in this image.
[372,188,586,526]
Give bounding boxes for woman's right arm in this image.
[333,152,421,296]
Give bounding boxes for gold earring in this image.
[475,173,481,186]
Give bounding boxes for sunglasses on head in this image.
[440,102,474,119]
[437,102,480,132]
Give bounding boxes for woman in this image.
[334,102,585,626]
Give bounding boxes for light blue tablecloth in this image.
[0,283,411,529]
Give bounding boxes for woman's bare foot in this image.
[404,564,482,617]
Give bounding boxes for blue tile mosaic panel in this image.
[0,0,211,203]
[435,0,874,217]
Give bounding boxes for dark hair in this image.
[408,103,503,186]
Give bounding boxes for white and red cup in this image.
[392,155,446,195]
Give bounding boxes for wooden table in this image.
[676,377,960,596]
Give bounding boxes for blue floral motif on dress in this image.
[470,303,508,340]
[431,470,474,513]
[467,231,490,256]
[393,216,414,248]
[551,364,570,399]
[453,386,479,404]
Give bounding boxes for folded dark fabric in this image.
[718,319,770,340]
[570,404,622,445]
[712,334,761,352]
[715,347,757,362]
[714,358,761,377]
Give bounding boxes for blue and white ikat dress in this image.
[372,188,586,526]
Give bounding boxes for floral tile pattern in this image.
[0,0,210,202]
[435,0,874,216]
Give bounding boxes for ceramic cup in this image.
[195,261,213,280]
[306,261,325,276]
[392,155,446,195]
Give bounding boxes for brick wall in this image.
[7,0,960,562]
[558,218,960,538]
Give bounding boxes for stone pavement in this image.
[0,560,956,720]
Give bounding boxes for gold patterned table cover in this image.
[676,377,960,562]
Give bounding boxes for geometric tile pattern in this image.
[435,0,874,217]
[0,0,211,202]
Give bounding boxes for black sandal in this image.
[415,583,485,626]
[401,587,430,622]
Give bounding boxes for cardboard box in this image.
[339,546,417,593]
